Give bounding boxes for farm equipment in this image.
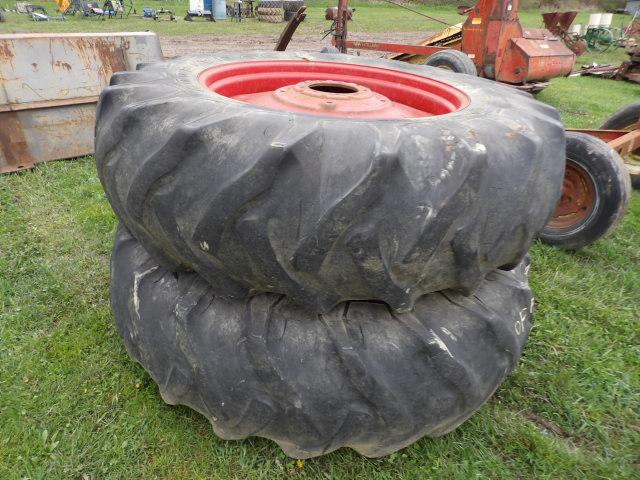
[540,103,638,248]
[325,0,576,91]
[542,11,587,55]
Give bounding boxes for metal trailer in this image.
[0,32,163,174]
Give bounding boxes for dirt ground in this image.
[160,31,428,58]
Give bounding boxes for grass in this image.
[1,3,639,478]
[0,0,636,39]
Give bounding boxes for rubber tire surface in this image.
[600,101,640,190]
[424,50,478,76]
[283,0,304,12]
[256,8,283,21]
[256,7,281,14]
[257,0,283,8]
[96,51,565,313]
[111,224,533,458]
[320,45,340,54]
[284,9,296,20]
[539,132,631,250]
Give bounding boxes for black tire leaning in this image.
[539,132,631,250]
[283,0,304,12]
[600,102,640,190]
[111,224,533,458]
[96,51,565,313]
[424,50,477,76]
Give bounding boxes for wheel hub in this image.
[268,80,395,116]
[547,161,597,230]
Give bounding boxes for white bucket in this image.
[600,13,613,26]
[588,13,602,26]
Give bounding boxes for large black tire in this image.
[424,50,477,76]
[111,225,533,458]
[601,102,640,190]
[283,0,304,12]
[96,51,565,313]
[539,132,631,250]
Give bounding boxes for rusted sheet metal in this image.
[0,32,162,173]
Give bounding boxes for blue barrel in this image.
[213,0,226,19]
[203,0,212,11]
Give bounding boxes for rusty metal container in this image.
[497,31,575,84]
[0,32,162,173]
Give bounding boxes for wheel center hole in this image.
[308,82,359,94]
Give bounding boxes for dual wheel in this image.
[97,52,564,457]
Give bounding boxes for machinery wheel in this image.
[284,10,296,21]
[111,225,533,459]
[283,0,304,12]
[540,132,631,250]
[424,50,477,76]
[96,52,565,313]
[601,102,640,189]
[587,27,614,52]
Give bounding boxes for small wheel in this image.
[424,50,477,76]
[601,102,640,189]
[540,132,631,250]
[587,27,614,52]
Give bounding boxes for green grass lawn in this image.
[1,3,639,478]
[0,0,636,40]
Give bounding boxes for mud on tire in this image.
[112,225,534,458]
[96,51,565,313]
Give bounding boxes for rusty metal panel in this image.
[0,32,163,173]
[497,37,575,83]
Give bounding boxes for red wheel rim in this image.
[199,60,469,119]
[547,160,597,230]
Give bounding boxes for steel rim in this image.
[547,160,598,231]
[199,60,470,119]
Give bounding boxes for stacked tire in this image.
[256,0,284,22]
[96,52,566,458]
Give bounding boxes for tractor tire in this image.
[257,0,283,8]
[424,50,477,76]
[601,102,640,189]
[540,132,631,250]
[111,224,533,459]
[96,52,565,313]
[284,9,296,21]
[283,0,304,12]
[256,8,283,21]
[256,7,281,15]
